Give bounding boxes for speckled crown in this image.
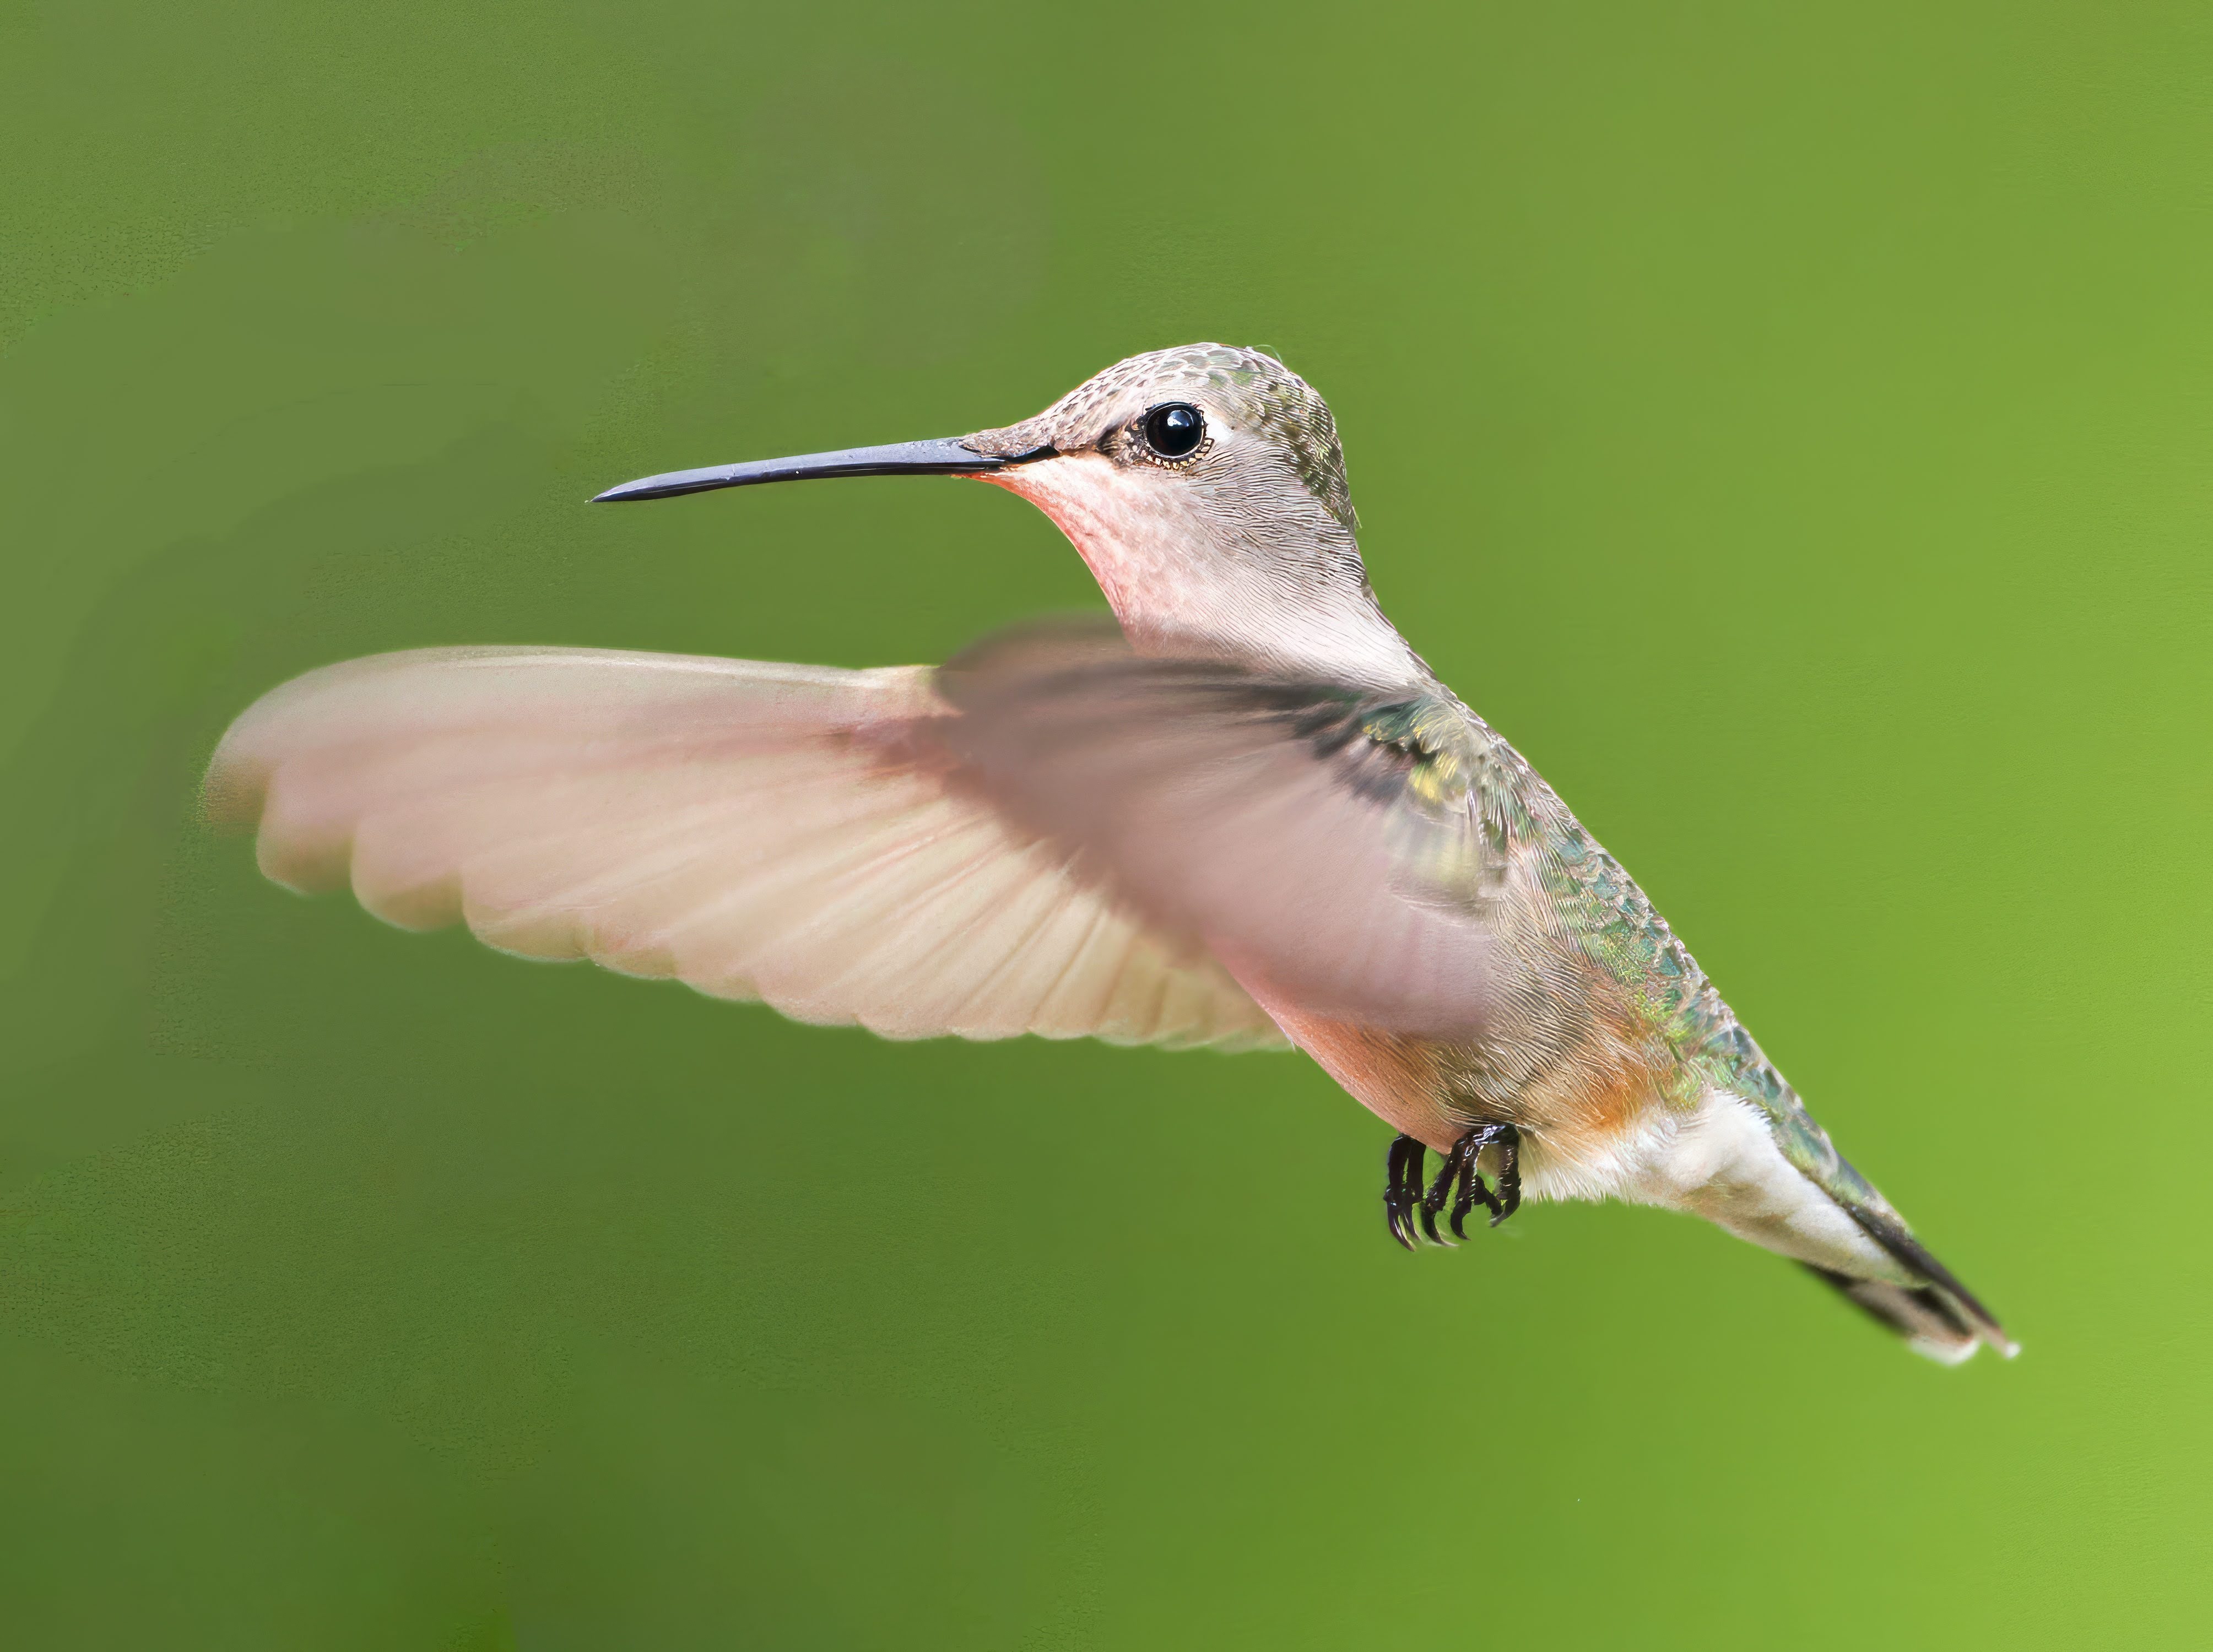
[965,344,1359,532]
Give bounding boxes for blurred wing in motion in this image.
[205,646,1286,1050]
[932,620,1505,1041]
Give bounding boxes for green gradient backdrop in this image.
[3,2,2207,1645]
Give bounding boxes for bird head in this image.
[596,344,1418,684]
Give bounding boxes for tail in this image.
[1814,1205,2019,1364]
[1708,1079,2017,1362]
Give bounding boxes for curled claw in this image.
[1447,1135,1496,1239]
[1384,1134,1425,1250]
[1425,1158,1460,1247]
[1422,1151,1462,1246]
[1448,1161,1484,1241]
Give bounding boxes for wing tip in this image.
[200,727,270,830]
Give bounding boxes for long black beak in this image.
[592,436,1053,503]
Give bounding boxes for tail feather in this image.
[1804,1266,1990,1365]
[1824,1202,2019,1362]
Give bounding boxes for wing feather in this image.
[932,623,1505,1041]
[208,646,1286,1052]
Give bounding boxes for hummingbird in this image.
[207,344,2015,1362]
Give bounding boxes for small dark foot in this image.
[1386,1124,1522,1248]
[1384,1134,1425,1250]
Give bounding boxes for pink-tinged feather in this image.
[205,646,1287,1053]
[930,622,1503,1041]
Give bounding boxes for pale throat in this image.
[978,456,1422,687]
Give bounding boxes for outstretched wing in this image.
[206,645,1286,1050]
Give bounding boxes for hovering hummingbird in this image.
[208,344,2015,1362]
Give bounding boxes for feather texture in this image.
[205,646,1286,1050]
[933,619,1503,1041]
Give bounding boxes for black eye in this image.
[1142,402,1205,458]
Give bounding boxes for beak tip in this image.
[591,480,673,503]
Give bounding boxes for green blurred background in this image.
[2,0,2207,1644]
